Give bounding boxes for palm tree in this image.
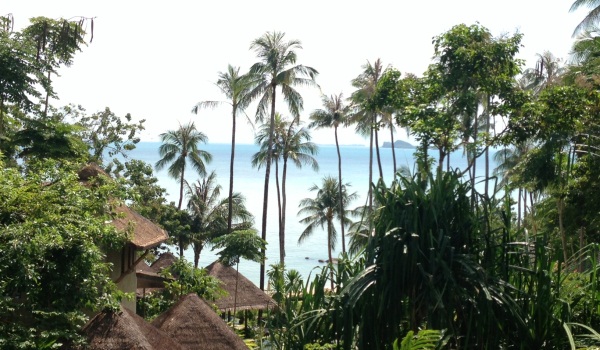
[191,65,257,233]
[571,0,600,36]
[349,59,385,210]
[248,31,318,291]
[298,176,357,290]
[309,93,351,253]
[252,114,319,264]
[186,171,253,268]
[279,118,319,263]
[155,122,212,210]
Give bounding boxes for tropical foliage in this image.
[7,8,600,350]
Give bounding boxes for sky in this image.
[3,0,587,146]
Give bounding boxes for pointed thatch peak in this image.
[81,306,183,350]
[78,163,110,181]
[205,260,275,312]
[151,252,178,272]
[151,293,248,350]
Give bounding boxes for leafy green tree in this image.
[73,106,145,171]
[248,31,318,291]
[119,159,167,212]
[186,170,253,268]
[0,160,124,349]
[298,176,357,290]
[192,65,257,232]
[309,93,351,253]
[137,258,225,320]
[0,16,39,142]
[432,23,522,201]
[157,203,193,258]
[21,16,92,117]
[155,121,212,210]
[11,116,88,162]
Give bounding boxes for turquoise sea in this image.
[128,142,493,286]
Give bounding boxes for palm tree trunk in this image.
[193,243,202,268]
[43,71,51,118]
[485,96,491,199]
[178,165,186,258]
[233,261,240,327]
[368,124,374,211]
[227,109,237,232]
[471,109,478,208]
[374,115,384,180]
[276,158,284,264]
[281,156,289,264]
[259,86,277,293]
[327,216,334,291]
[390,123,397,175]
[0,95,5,137]
[335,127,346,254]
[517,187,522,230]
[178,164,185,210]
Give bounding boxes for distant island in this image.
[382,140,415,149]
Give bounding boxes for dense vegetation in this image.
[3,3,600,348]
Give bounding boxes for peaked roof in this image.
[78,164,168,250]
[111,204,168,249]
[151,293,248,350]
[205,260,275,312]
[81,306,183,350]
[150,252,178,272]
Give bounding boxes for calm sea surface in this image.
[127,142,494,286]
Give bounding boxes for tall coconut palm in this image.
[279,118,319,263]
[309,93,351,253]
[186,171,254,268]
[571,0,600,36]
[155,122,212,210]
[298,176,357,290]
[252,114,319,264]
[248,31,318,291]
[191,65,257,233]
[349,59,385,210]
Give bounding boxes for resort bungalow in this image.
[206,260,275,314]
[80,306,183,350]
[151,293,249,350]
[78,164,169,312]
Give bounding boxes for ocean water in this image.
[127,142,493,286]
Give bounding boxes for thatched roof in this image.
[151,293,248,350]
[206,260,275,312]
[78,163,110,181]
[81,306,183,350]
[78,163,169,250]
[151,252,178,272]
[112,204,168,249]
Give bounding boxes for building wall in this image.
[106,246,138,312]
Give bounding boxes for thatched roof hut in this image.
[151,252,178,272]
[81,306,183,350]
[78,163,169,250]
[151,293,248,350]
[205,260,275,312]
[111,204,168,249]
